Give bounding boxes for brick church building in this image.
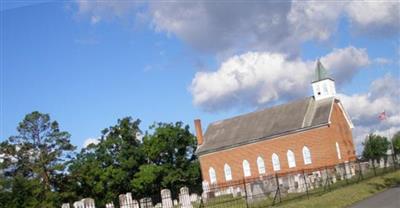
[194,61,356,186]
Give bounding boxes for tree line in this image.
[1,111,400,207]
[0,112,201,207]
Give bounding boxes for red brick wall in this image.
[198,101,356,184]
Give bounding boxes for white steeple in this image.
[312,60,336,100]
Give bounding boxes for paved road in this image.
[349,186,400,208]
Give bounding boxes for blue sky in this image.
[1,1,399,151]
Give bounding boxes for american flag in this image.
[378,111,387,121]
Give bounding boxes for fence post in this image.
[372,159,377,176]
[323,166,331,192]
[243,178,249,208]
[272,174,282,205]
[343,163,349,185]
[302,170,309,200]
[357,160,363,182]
[391,153,397,170]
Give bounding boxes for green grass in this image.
[276,170,400,208]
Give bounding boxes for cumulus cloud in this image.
[345,0,400,37]
[321,47,370,85]
[148,1,293,55]
[190,46,369,111]
[74,0,399,55]
[83,137,100,148]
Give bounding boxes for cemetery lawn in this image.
[277,170,400,208]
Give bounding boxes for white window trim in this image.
[257,156,266,175]
[242,160,251,177]
[336,142,342,160]
[272,153,281,171]
[302,146,312,165]
[209,167,217,184]
[224,164,232,181]
[287,150,296,168]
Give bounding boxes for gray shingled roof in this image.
[196,97,334,155]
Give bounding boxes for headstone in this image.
[350,164,356,176]
[119,194,127,208]
[202,181,209,193]
[173,199,178,206]
[297,174,306,193]
[232,187,238,197]
[287,175,296,193]
[245,183,253,200]
[62,203,70,208]
[140,197,153,208]
[105,202,114,208]
[132,200,139,208]
[190,193,199,203]
[161,189,173,208]
[73,201,84,208]
[379,158,385,168]
[345,163,352,179]
[179,187,192,208]
[82,198,95,208]
[126,193,134,208]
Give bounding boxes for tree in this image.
[134,122,201,198]
[68,117,144,206]
[392,131,400,156]
[362,133,390,161]
[362,133,390,176]
[0,111,76,207]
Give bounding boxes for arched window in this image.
[209,167,217,184]
[257,156,266,174]
[272,153,281,171]
[302,146,312,165]
[224,164,232,181]
[242,160,251,177]
[287,150,296,168]
[336,142,342,159]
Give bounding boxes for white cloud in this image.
[74,0,399,55]
[83,137,100,148]
[288,1,346,41]
[373,57,392,66]
[190,46,369,111]
[148,1,293,56]
[345,0,400,37]
[321,47,370,85]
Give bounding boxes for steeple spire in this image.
[314,59,330,81]
[311,59,336,100]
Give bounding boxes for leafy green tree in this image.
[134,122,201,198]
[362,133,390,162]
[392,131,400,155]
[68,117,144,206]
[0,111,76,207]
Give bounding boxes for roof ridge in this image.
[210,97,312,126]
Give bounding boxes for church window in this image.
[336,142,342,159]
[287,150,296,168]
[272,153,281,171]
[302,146,312,165]
[224,164,232,181]
[243,160,251,177]
[257,156,266,174]
[209,167,217,184]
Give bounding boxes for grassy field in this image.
[277,170,400,208]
